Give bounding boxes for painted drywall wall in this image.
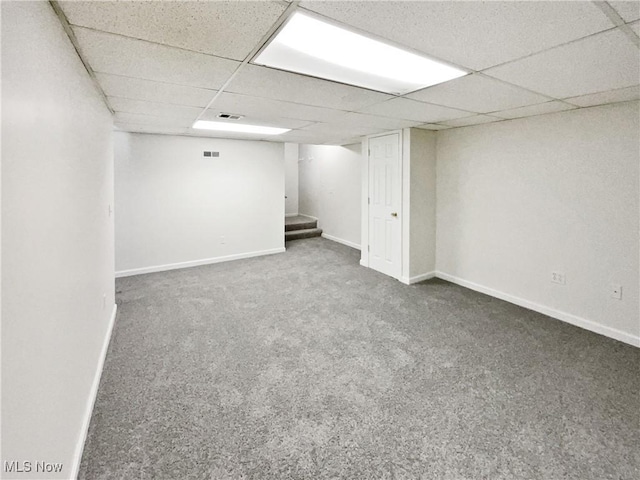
[285,143,299,215]
[401,128,438,282]
[298,144,362,249]
[115,133,285,275]
[410,129,437,278]
[1,2,116,478]
[436,101,640,345]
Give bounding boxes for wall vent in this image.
[217,113,243,120]
[203,151,220,157]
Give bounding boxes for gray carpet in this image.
[80,238,639,479]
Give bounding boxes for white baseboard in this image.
[435,271,640,348]
[285,213,299,217]
[399,271,436,285]
[297,213,318,221]
[115,247,286,278]
[71,303,118,479]
[359,258,367,267]
[321,233,361,250]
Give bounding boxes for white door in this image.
[368,133,401,279]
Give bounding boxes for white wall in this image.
[285,143,299,215]
[298,144,362,249]
[1,2,116,478]
[115,133,285,275]
[436,101,640,345]
[401,128,438,281]
[410,130,438,278]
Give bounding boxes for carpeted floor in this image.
[80,238,639,479]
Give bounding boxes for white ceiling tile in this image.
[206,92,347,123]
[485,28,640,99]
[73,27,239,89]
[441,115,503,127]
[198,110,313,130]
[287,112,412,140]
[59,1,287,61]
[414,124,453,131]
[608,1,640,22]
[563,85,640,107]
[299,122,385,138]
[114,112,195,128]
[331,112,419,130]
[96,73,216,107]
[224,64,392,110]
[405,74,550,113]
[491,101,576,119]
[109,97,203,121]
[359,97,471,122]
[299,1,612,70]
[114,123,189,136]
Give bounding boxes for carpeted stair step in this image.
[285,220,317,231]
[285,215,318,232]
[285,227,323,241]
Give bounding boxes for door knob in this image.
[391,212,398,217]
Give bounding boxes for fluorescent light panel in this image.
[192,120,290,135]
[254,12,468,95]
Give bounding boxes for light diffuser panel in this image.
[192,120,290,135]
[253,12,468,95]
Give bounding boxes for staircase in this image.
[285,215,322,241]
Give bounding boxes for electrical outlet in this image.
[551,271,566,285]
[610,284,622,300]
[220,235,226,245]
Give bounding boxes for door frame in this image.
[360,129,404,280]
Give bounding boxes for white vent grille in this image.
[217,113,243,120]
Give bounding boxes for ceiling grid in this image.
[51,0,639,144]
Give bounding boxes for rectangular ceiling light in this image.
[253,12,468,95]
[193,120,290,135]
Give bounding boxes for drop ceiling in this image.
[56,0,640,145]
